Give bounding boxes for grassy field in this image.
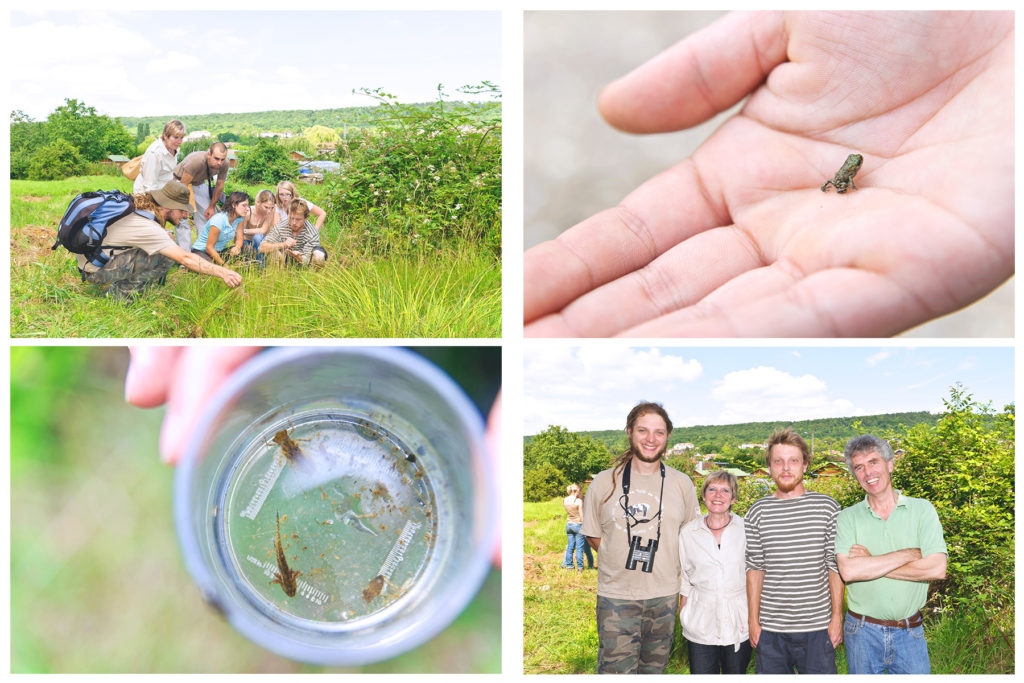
[11,347,501,673]
[10,176,501,338]
[524,498,1012,674]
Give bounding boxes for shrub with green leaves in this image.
[232,138,297,185]
[321,84,501,256]
[889,385,1014,611]
[28,138,86,180]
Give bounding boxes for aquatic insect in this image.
[271,511,302,597]
[362,574,385,602]
[269,425,309,469]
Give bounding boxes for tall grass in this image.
[11,177,500,338]
[523,497,1012,675]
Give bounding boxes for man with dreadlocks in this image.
[582,401,700,674]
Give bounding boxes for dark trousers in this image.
[754,629,836,674]
[688,640,752,674]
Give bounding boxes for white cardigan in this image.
[677,513,749,650]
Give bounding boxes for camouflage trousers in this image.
[596,594,678,674]
[83,247,175,298]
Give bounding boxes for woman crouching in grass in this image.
[191,191,250,266]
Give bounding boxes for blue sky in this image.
[523,345,1014,434]
[10,11,501,120]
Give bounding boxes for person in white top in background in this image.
[678,470,751,674]
[133,119,185,193]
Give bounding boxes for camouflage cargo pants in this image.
[596,594,678,674]
[83,247,175,299]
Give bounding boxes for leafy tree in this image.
[890,384,1014,609]
[524,425,611,502]
[523,462,566,503]
[46,98,134,161]
[135,121,150,144]
[233,138,297,185]
[302,124,341,145]
[28,138,85,180]
[11,110,49,179]
[217,131,240,143]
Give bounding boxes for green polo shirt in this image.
[835,492,946,621]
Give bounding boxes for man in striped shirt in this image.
[259,198,328,267]
[745,428,843,674]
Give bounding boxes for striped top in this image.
[744,492,840,632]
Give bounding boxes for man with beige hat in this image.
[79,179,242,300]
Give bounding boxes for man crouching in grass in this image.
[259,198,328,268]
[80,180,242,301]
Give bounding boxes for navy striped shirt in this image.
[745,492,839,632]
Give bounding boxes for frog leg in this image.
[821,179,834,192]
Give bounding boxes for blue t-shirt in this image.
[193,213,243,252]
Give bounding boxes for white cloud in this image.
[710,366,850,423]
[523,347,703,433]
[866,350,892,367]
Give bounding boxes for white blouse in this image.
[677,513,749,650]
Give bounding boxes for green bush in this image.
[524,462,566,503]
[890,385,1014,611]
[320,84,501,256]
[28,139,85,180]
[232,138,297,185]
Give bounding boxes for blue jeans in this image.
[562,522,588,568]
[843,612,930,674]
[754,628,836,674]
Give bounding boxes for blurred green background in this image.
[10,346,501,673]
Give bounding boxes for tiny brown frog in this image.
[271,511,301,597]
[821,153,863,194]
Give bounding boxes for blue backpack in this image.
[52,190,137,269]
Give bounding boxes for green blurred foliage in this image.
[10,347,500,673]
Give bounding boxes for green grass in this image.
[11,176,501,338]
[523,497,1013,674]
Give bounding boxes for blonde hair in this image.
[275,180,299,209]
[132,192,158,212]
[161,119,185,140]
[256,189,276,204]
[566,483,581,496]
[288,197,310,218]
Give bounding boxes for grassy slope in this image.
[11,177,500,338]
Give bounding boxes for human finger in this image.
[524,157,726,325]
[598,11,786,134]
[125,346,184,407]
[159,346,263,465]
[620,266,925,337]
[526,224,763,337]
[485,391,501,568]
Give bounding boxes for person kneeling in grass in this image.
[259,198,328,268]
[192,191,249,265]
[79,180,242,301]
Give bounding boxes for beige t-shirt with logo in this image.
[582,462,700,600]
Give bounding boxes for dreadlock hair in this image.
[601,401,673,504]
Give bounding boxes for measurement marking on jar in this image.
[376,520,422,593]
[246,554,328,605]
[240,458,284,520]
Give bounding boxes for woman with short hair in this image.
[678,470,751,674]
[134,119,186,193]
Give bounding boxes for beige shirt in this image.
[582,462,699,600]
[563,495,583,524]
[173,150,227,185]
[76,211,176,273]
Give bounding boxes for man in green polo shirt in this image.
[835,434,947,674]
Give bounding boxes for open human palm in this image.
[524,11,1013,337]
